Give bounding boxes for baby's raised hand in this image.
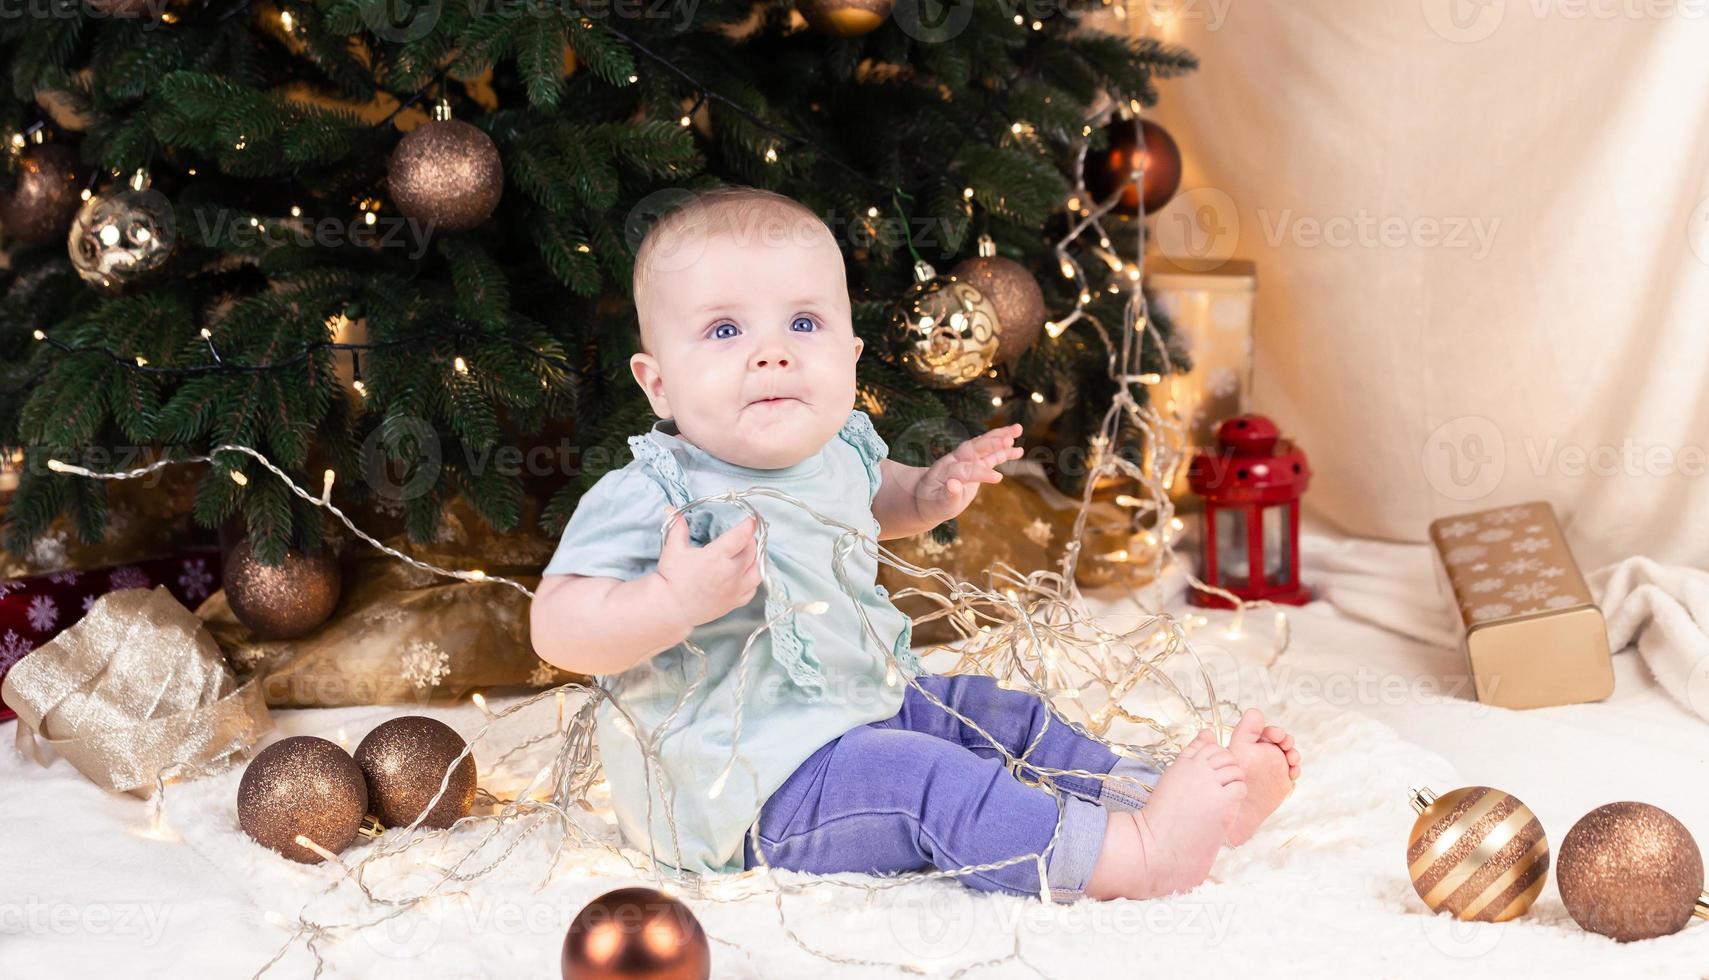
[655,508,761,628]
[913,423,1025,526]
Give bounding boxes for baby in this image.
[530,186,1301,903]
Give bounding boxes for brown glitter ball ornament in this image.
[1,143,83,243]
[562,887,710,980]
[951,235,1046,366]
[1084,118,1182,216]
[889,259,1000,389]
[237,736,368,864]
[1405,786,1550,922]
[224,538,342,640]
[794,0,893,35]
[386,101,503,233]
[353,716,477,829]
[1557,801,1709,942]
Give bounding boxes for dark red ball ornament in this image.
[1084,118,1182,216]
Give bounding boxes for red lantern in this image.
[1186,415,1311,608]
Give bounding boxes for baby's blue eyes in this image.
[708,317,819,339]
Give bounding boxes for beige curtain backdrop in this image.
[1127,0,1709,569]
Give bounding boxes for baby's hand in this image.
[913,423,1025,526]
[655,508,760,628]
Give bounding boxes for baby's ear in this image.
[629,352,671,418]
[852,335,864,360]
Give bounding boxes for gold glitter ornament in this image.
[237,736,368,863]
[1,143,83,244]
[224,538,342,640]
[1405,786,1550,922]
[951,235,1046,366]
[889,259,1000,389]
[354,716,477,829]
[1557,801,1709,942]
[386,100,503,233]
[67,169,175,291]
[794,0,893,36]
[562,887,711,980]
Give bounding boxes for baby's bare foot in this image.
[1224,708,1301,847]
[1084,731,1245,900]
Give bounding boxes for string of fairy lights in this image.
[11,6,1293,976]
[46,104,1290,978]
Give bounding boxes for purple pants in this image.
[741,673,1161,902]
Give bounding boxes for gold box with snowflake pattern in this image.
[1428,501,1613,710]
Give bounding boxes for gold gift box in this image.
[1428,501,1613,710]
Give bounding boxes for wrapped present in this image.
[0,549,222,722]
[2,585,269,796]
[201,494,571,707]
[1428,501,1614,710]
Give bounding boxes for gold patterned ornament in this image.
[794,0,893,35]
[1405,786,1550,922]
[237,736,369,863]
[67,168,175,291]
[1,142,83,243]
[223,538,342,640]
[354,716,477,829]
[1556,801,1709,942]
[890,259,1000,389]
[951,235,1046,366]
[0,585,271,796]
[387,100,503,233]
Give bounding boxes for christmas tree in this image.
[0,0,1194,565]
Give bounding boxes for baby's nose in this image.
[749,350,791,369]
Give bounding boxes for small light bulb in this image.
[763,147,778,164]
[200,327,211,339]
[229,470,248,487]
[866,206,879,218]
[679,115,692,126]
[279,9,293,31]
[962,186,974,199]
[1029,391,1044,403]
[991,395,1003,407]
[289,205,302,218]
[471,692,488,714]
[363,211,376,226]
[31,329,44,341]
[1059,259,1075,278]
[804,601,829,615]
[134,355,148,367]
[453,356,468,374]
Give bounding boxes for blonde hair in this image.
[630,186,836,352]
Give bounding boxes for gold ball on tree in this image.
[387,103,504,233]
[794,0,894,36]
[1405,786,1550,922]
[951,235,1046,366]
[1557,801,1708,942]
[354,716,478,830]
[224,538,342,640]
[67,171,176,291]
[890,260,1000,389]
[1,143,83,244]
[237,736,368,864]
[562,887,711,980]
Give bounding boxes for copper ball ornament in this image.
[951,235,1046,365]
[1,143,83,244]
[354,716,477,830]
[794,0,894,36]
[889,259,1000,389]
[67,171,176,291]
[1557,801,1709,942]
[224,538,342,640]
[237,736,368,864]
[1405,786,1550,922]
[1084,118,1182,216]
[562,887,710,980]
[387,108,503,233]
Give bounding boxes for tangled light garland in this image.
[45,108,1292,977]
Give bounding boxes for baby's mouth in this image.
[747,395,803,408]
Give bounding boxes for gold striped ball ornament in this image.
[794,0,893,36]
[890,259,1000,389]
[1556,801,1709,942]
[1405,785,1549,922]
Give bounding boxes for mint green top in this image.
[541,409,923,874]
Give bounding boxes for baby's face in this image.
[630,227,863,469]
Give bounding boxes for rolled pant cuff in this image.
[1097,755,1160,812]
[1044,794,1109,903]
